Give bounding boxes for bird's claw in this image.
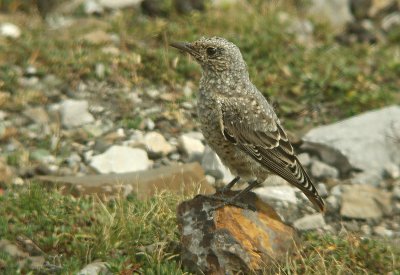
[202,194,257,213]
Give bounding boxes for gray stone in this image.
[143,131,174,157]
[178,133,205,161]
[381,12,400,32]
[373,226,393,237]
[303,106,400,185]
[360,224,372,235]
[340,185,392,219]
[90,145,151,174]
[384,163,400,179]
[77,261,110,275]
[98,0,143,9]
[326,195,340,210]
[254,185,298,204]
[201,146,235,183]
[60,99,94,128]
[393,186,400,200]
[293,213,326,231]
[84,0,104,14]
[311,159,339,179]
[297,153,311,167]
[23,107,49,124]
[0,23,21,38]
[307,0,353,32]
[95,63,106,79]
[317,182,329,197]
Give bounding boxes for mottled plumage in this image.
[171,37,325,212]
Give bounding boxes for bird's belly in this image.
[198,112,268,181]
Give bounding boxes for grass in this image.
[0,2,399,130]
[0,183,399,274]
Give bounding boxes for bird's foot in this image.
[199,194,256,212]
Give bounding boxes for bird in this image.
[170,37,325,212]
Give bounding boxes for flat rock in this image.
[254,185,298,204]
[303,106,400,185]
[143,131,174,157]
[201,146,235,184]
[178,133,205,161]
[90,145,150,174]
[293,213,326,231]
[177,192,298,274]
[311,159,339,179]
[340,185,392,219]
[60,99,94,128]
[38,162,214,199]
[307,0,354,32]
[77,261,110,275]
[0,23,21,38]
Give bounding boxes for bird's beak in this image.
[170,41,196,55]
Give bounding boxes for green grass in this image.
[1,183,399,274]
[1,2,399,130]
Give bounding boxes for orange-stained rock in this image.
[177,191,298,274]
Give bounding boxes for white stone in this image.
[179,134,205,161]
[84,0,104,14]
[311,159,339,179]
[317,182,328,197]
[255,185,298,204]
[60,99,94,128]
[201,146,235,184]
[77,261,109,275]
[373,226,393,237]
[381,12,400,32]
[307,0,353,32]
[293,213,326,231]
[326,195,339,210]
[98,0,142,9]
[90,146,150,174]
[303,106,400,185]
[384,163,400,179]
[297,153,311,167]
[0,23,21,38]
[143,131,174,157]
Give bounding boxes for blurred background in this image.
[0,0,399,273]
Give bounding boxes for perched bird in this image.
[171,37,325,212]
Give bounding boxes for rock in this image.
[361,224,372,235]
[23,107,49,124]
[143,131,174,158]
[311,159,339,179]
[381,12,400,31]
[178,133,205,161]
[95,63,106,79]
[84,0,104,15]
[177,192,298,274]
[38,162,214,199]
[393,186,400,200]
[81,30,114,45]
[201,146,235,184]
[369,0,398,17]
[60,100,94,128]
[77,261,110,275]
[90,146,151,174]
[326,195,340,210]
[0,158,14,183]
[0,239,28,258]
[303,106,400,185]
[293,213,326,231]
[0,23,21,38]
[98,0,143,9]
[254,185,298,204]
[297,152,311,167]
[340,185,392,219]
[306,0,354,32]
[373,225,393,237]
[317,183,329,197]
[384,163,400,179]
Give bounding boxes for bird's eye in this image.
[206,47,217,56]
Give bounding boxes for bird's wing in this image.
[219,96,325,212]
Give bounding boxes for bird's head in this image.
[170,37,247,74]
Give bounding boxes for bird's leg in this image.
[207,180,260,212]
[220,176,240,193]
